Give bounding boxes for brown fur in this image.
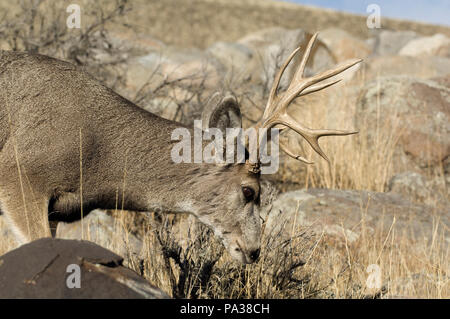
[0,51,261,264]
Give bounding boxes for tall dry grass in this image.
[61,201,447,299]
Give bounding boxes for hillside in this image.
[125,0,450,48]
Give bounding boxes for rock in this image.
[0,238,169,298]
[143,95,180,121]
[399,34,450,58]
[206,41,253,80]
[107,30,166,55]
[368,30,418,56]
[361,55,450,81]
[431,74,450,87]
[262,188,449,244]
[125,48,224,94]
[355,76,450,170]
[0,214,18,255]
[318,28,372,62]
[56,210,144,263]
[388,171,448,204]
[238,27,336,91]
[388,172,427,200]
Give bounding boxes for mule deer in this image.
[0,33,361,264]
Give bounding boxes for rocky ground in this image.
[0,0,448,298]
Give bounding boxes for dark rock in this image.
[0,238,169,299]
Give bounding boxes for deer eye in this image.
[242,186,255,201]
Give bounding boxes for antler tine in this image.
[290,32,318,86]
[281,114,358,162]
[264,34,319,121]
[281,57,362,109]
[279,138,314,164]
[264,112,358,163]
[263,46,302,120]
[299,78,342,97]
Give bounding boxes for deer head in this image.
[193,33,361,263]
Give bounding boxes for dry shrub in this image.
[0,0,131,90]
[111,211,321,299]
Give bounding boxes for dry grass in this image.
[105,0,450,48]
[58,200,447,299]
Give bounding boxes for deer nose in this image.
[249,248,260,262]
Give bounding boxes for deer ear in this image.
[202,92,242,133]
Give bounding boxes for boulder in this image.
[125,48,224,94]
[262,188,449,244]
[318,28,372,62]
[355,76,450,170]
[361,55,450,81]
[399,34,450,58]
[238,27,336,91]
[387,171,448,204]
[0,238,169,298]
[206,41,253,81]
[368,30,418,56]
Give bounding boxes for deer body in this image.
[0,50,261,263]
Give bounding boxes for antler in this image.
[255,32,362,164]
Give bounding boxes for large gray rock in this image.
[399,34,450,58]
[0,238,169,298]
[238,27,336,91]
[125,48,224,94]
[368,30,418,56]
[361,55,450,81]
[262,188,449,244]
[355,76,450,171]
[206,41,253,77]
[387,171,448,204]
[318,28,372,62]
